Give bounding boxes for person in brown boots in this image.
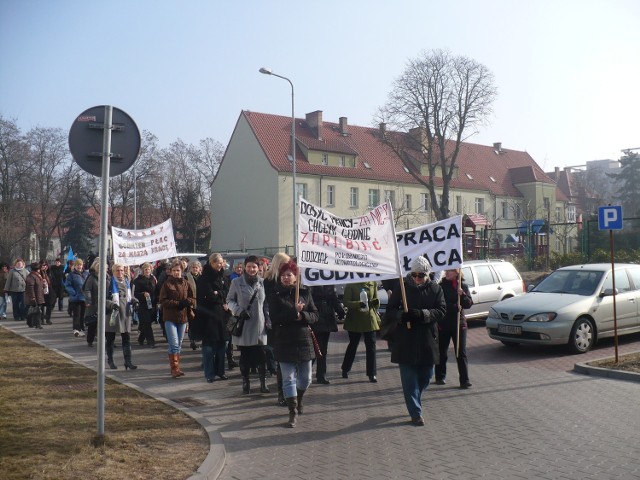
[159,259,195,378]
[266,260,318,428]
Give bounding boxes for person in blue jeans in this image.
[159,260,195,378]
[385,256,446,426]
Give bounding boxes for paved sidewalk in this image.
[3,310,640,480]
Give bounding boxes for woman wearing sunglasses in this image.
[385,256,446,426]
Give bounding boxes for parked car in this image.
[459,260,526,320]
[486,263,640,353]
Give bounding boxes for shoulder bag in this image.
[228,287,259,337]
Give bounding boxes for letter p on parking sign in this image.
[598,205,623,231]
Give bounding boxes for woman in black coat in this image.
[435,268,474,388]
[196,253,230,383]
[133,262,157,348]
[267,260,318,428]
[310,285,345,384]
[386,256,446,426]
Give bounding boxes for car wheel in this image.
[501,340,520,348]
[568,317,595,354]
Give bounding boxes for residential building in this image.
[210,110,572,258]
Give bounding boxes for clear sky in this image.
[1,0,638,171]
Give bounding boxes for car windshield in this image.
[532,270,604,296]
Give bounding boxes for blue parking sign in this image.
[598,206,623,231]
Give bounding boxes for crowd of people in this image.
[1,252,474,428]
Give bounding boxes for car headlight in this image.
[488,308,500,320]
[526,312,557,322]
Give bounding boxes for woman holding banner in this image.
[340,281,380,383]
[267,260,318,427]
[385,256,446,426]
[435,268,473,388]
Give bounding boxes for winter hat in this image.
[30,262,41,271]
[410,256,432,275]
[278,260,299,277]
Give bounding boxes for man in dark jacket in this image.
[386,256,446,426]
[49,258,65,312]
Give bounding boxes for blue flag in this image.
[66,246,76,262]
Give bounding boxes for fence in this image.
[464,217,640,271]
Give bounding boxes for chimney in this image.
[339,117,348,135]
[493,142,502,153]
[409,126,428,147]
[379,122,387,136]
[555,166,560,177]
[305,110,323,139]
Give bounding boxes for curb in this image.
[1,323,225,480]
[574,354,640,383]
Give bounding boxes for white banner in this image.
[302,216,463,286]
[111,218,178,266]
[297,199,399,275]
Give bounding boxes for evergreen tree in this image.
[61,185,94,259]
[608,151,640,217]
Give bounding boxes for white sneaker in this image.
[78,331,85,337]
[73,330,80,337]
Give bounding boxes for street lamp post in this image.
[259,67,297,257]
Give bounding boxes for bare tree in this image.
[377,49,497,220]
[24,126,78,259]
[0,115,30,259]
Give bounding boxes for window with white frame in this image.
[515,204,522,220]
[349,187,358,208]
[368,189,380,208]
[384,189,395,207]
[455,195,462,214]
[543,197,550,211]
[420,193,429,212]
[555,206,562,222]
[566,204,576,223]
[321,153,329,166]
[501,201,509,219]
[295,183,307,202]
[339,156,346,167]
[326,185,335,206]
[405,194,412,211]
[474,197,484,214]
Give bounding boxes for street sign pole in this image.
[96,105,113,439]
[69,105,140,444]
[598,205,623,364]
[610,229,618,362]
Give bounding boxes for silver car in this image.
[486,263,640,353]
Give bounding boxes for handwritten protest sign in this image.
[302,215,463,286]
[297,199,398,274]
[111,218,178,266]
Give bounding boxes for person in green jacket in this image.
[340,281,380,383]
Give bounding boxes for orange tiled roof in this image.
[242,110,562,200]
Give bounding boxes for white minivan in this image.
[460,260,526,320]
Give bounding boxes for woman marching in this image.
[226,255,269,395]
[267,260,318,428]
[133,262,157,348]
[196,253,230,383]
[159,259,195,378]
[106,263,138,370]
[341,281,380,382]
[385,256,446,426]
[435,268,474,388]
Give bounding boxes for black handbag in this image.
[84,312,98,326]
[229,288,258,337]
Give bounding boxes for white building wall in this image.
[210,116,280,252]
